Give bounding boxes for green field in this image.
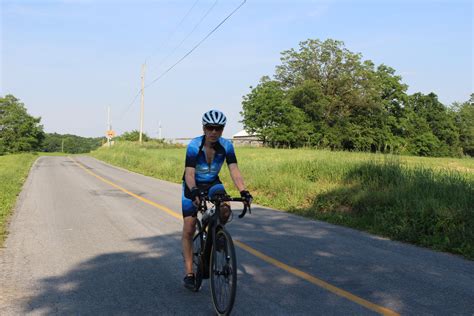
[0,153,39,244]
[91,142,474,259]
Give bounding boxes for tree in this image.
[118,130,150,142]
[0,95,45,154]
[272,39,407,152]
[454,94,474,156]
[240,38,464,157]
[240,77,312,147]
[400,107,440,156]
[373,64,409,152]
[42,133,104,153]
[276,39,366,94]
[407,93,460,156]
[287,80,328,146]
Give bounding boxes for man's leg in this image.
[182,216,196,275]
[181,182,198,291]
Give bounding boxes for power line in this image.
[144,0,201,64]
[145,0,247,89]
[117,1,201,119]
[117,90,141,119]
[117,0,246,119]
[147,0,219,76]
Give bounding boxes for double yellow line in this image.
[70,157,399,316]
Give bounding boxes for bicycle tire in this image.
[192,219,204,292]
[210,228,237,315]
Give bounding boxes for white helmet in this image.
[202,109,227,126]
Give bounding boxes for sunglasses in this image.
[205,125,224,132]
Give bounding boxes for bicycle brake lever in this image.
[238,204,248,218]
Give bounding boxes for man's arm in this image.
[184,167,197,191]
[184,167,200,205]
[228,163,246,192]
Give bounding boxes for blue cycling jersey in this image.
[184,135,237,184]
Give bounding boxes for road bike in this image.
[192,193,251,315]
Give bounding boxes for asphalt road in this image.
[1,156,473,315]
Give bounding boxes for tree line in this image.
[0,95,171,155]
[42,133,104,154]
[0,95,104,155]
[241,39,473,157]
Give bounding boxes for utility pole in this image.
[139,63,146,143]
[61,139,64,153]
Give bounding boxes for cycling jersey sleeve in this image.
[225,141,237,165]
[185,143,199,168]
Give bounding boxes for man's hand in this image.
[240,190,253,207]
[190,187,201,206]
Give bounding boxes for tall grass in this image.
[0,153,38,245]
[305,160,474,258]
[91,142,474,259]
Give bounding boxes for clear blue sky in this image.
[1,0,473,139]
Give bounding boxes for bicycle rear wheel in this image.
[192,220,204,292]
[210,228,237,315]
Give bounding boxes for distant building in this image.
[232,130,263,147]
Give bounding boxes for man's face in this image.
[203,125,224,143]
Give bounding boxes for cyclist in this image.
[181,109,252,290]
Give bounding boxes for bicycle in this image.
[192,192,251,316]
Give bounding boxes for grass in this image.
[0,153,40,245]
[91,142,474,259]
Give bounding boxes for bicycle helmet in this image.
[202,109,227,126]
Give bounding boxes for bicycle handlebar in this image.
[198,195,252,219]
[224,197,251,219]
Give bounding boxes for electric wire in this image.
[118,0,246,119]
[118,1,201,119]
[145,0,246,89]
[147,0,219,76]
[144,0,201,64]
[120,91,141,117]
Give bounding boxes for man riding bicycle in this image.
[181,109,252,290]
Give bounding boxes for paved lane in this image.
[1,156,473,315]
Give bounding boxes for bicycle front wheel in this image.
[210,228,237,315]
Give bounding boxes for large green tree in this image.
[240,38,468,157]
[243,39,409,152]
[240,77,311,147]
[0,95,44,154]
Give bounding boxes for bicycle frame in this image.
[192,194,251,315]
[197,195,250,278]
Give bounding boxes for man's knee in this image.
[182,218,196,239]
[220,203,231,224]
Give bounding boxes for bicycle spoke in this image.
[210,229,237,315]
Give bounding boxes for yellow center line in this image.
[69,157,181,220]
[70,156,400,316]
